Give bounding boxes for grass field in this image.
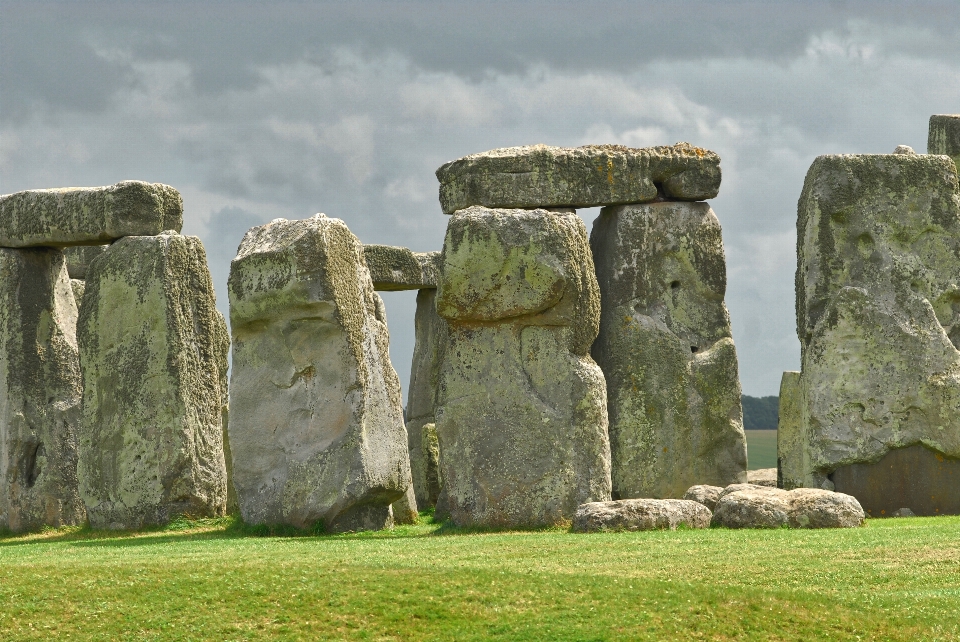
[2,514,959,641]
[745,429,778,470]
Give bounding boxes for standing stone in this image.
[0,249,85,532]
[793,153,960,511]
[406,289,448,508]
[435,206,611,527]
[928,114,960,174]
[78,232,229,529]
[228,215,410,532]
[436,143,721,214]
[0,181,182,248]
[776,371,804,490]
[591,201,747,499]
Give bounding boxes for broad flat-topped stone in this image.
[436,143,721,215]
[363,245,440,291]
[928,114,960,173]
[0,181,182,248]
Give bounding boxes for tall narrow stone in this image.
[928,114,960,174]
[435,206,611,527]
[776,371,804,490]
[0,249,85,532]
[78,232,229,529]
[591,201,747,498]
[228,215,410,532]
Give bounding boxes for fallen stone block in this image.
[928,114,960,174]
[436,143,721,214]
[0,181,182,248]
[363,245,440,291]
[573,498,711,532]
[228,215,410,532]
[711,487,864,529]
[0,248,85,532]
[682,485,723,512]
[747,468,777,487]
[78,232,229,529]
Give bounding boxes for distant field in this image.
[2,515,959,641]
[746,429,778,470]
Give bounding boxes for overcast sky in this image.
[3,1,959,398]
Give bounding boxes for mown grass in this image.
[1,514,959,641]
[745,429,778,470]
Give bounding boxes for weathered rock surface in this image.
[572,498,711,532]
[591,201,747,499]
[406,288,448,508]
[793,154,960,491]
[0,248,85,532]
[78,232,229,529]
[70,279,85,308]
[682,485,723,511]
[228,215,410,532]
[712,487,864,529]
[435,206,611,527]
[436,143,721,215]
[928,114,960,174]
[391,485,419,525]
[363,245,440,291]
[63,245,108,279]
[0,182,182,248]
[747,468,777,487]
[776,371,804,490]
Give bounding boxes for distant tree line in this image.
[741,395,778,430]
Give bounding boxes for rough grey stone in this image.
[63,245,108,279]
[0,248,85,532]
[747,468,777,487]
[928,114,960,174]
[893,145,916,155]
[364,245,440,291]
[776,371,804,490]
[0,182,182,248]
[435,206,611,527]
[69,279,85,308]
[591,201,747,499]
[682,485,723,511]
[794,154,960,489]
[436,143,721,215]
[711,487,864,529]
[572,498,711,532]
[78,232,229,529]
[228,215,410,532]
[892,507,916,517]
[391,485,418,525]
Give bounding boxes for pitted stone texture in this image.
[795,154,960,487]
[436,143,721,215]
[63,245,108,279]
[747,468,777,487]
[0,249,85,533]
[391,485,418,525]
[78,232,229,529]
[682,485,723,512]
[711,487,864,529]
[228,215,410,532]
[591,201,747,499]
[364,245,440,291]
[776,371,804,490]
[572,499,711,532]
[928,114,960,174]
[0,182,182,248]
[435,207,611,527]
[70,279,85,308]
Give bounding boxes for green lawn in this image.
[746,429,778,470]
[1,515,959,641]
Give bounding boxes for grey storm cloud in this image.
[2,0,959,398]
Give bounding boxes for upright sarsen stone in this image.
[928,114,960,174]
[591,202,747,499]
[228,215,410,532]
[435,206,611,527]
[78,232,229,529]
[0,249,85,532]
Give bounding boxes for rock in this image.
[405,289,448,508]
[77,232,229,529]
[928,114,960,174]
[228,215,410,532]
[775,371,804,490]
[591,201,747,499]
[0,248,86,532]
[747,468,777,487]
[0,181,182,248]
[893,145,916,155]
[572,499,711,532]
[892,507,916,517]
[69,279,85,308]
[363,245,440,291]
[63,245,108,279]
[711,487,864,529]
[794,153,960,495]
[391,485,419,525]
[436,143,721,215]
[435,206,611,527]
[682,485,723,511]
[717,483,769,499]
